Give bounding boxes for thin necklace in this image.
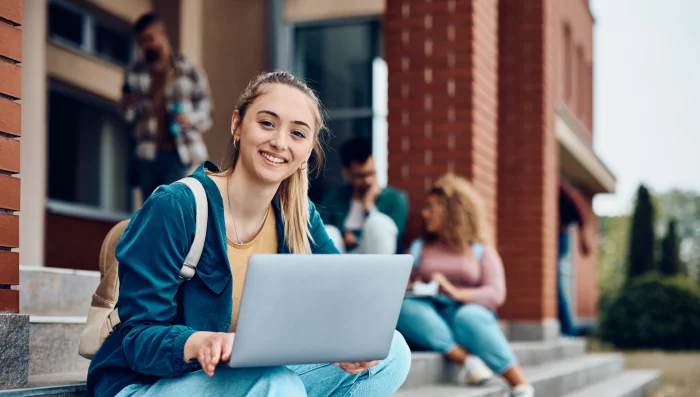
[226,176,269,245]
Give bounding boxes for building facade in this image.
[6,0,614,339]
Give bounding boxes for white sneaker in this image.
[461,356,494,385]
[511,384,534,397]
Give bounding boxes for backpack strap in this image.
[408,239,424,269]
[472,242,485,263]
[102,178,208,339]
[176,177,208,284]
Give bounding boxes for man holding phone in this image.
[123,12,213,200]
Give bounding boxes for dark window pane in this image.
[309,117,372,203]
[294,22,379,109]
[48,88,131,212]
[48,3,84,46]
[95,23,132,64]
[48,91,81,203]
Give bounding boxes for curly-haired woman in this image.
[397,173,534,397]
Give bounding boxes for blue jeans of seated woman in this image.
[396,297,517,374]
[115,330,411,397]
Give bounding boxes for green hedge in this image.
[599,275,700,350]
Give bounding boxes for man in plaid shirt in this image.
[123,12,212,200]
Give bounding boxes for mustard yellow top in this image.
[227,205,277,332]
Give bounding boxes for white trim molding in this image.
[555,106,616,194]
[46,199,130,224]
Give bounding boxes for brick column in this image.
[385,0,499,244]
[0,0,29,389]
[497,0,559,340]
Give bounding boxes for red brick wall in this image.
[498,0,558,321]
[497,0,597,323]
[0,0,22,313]
[385,0,499,245]
[553,0,598,319]
[554,0,594,135]
[470,0,499,243]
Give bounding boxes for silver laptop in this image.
[224,254,412,368]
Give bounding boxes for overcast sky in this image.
[590,0,700,216]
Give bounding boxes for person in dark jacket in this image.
[320,138,408,255]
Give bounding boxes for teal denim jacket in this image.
[87,162,339,397]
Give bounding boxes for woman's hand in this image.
[343,231,358,250]
[184,331,235,376]
[432,272,472,303]
[332,361,380,374]
[431,272,456,296]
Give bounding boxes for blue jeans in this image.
[396,297,517,374]
[115,331,411,397]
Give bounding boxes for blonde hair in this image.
[424,173,491,251]
[219,71,326,254]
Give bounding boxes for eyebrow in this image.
[257,110,311,130]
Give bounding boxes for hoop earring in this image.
[233,137,239,149]
[299,161,307,171]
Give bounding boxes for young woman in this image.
[87,71,411,397]
[397,173,534,397]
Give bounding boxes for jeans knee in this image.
[379,331,411,384]
[363,212,398,234]
[398,299,427,323]
[359,212,398,254]
[454,304,495,328]
[252,366,307,397]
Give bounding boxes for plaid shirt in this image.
[123,53,212,165]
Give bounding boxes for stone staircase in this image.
[397,346,659,397]
[0,267,661,397]
[0,267,94,396]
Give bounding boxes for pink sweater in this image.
[413,243,507,309]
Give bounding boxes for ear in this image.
[231,110,242,140]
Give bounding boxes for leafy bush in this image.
[599,275,700,350]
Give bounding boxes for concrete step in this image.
[19,267,99,317]
[509,338,586,367]
[0,372,86,397]
[523,353,624,397]
[22,329,585,386]
[402,338,586,389]
[396,385,504,397]
[28,318,89,377]
[563,370,660,397]
[4,353,626,397]
[397,353,625,397]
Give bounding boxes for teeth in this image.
[262,152,285,164]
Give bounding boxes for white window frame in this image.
[46,81,134,221]
[286,17,388,188]
[47,0,135,67]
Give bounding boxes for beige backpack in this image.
[78,177,209,359]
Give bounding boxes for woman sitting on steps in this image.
[397,173,534,397]
[87,71,411,397]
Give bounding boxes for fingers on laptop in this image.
[195,332,235,376]
[221,333,235,362]
[333,361,380,374]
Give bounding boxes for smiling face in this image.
[231,83,316,186]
